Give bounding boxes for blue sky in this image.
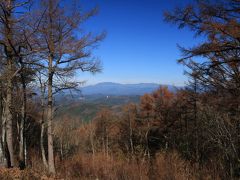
[76,0,202,86]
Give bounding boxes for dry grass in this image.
[0,151,220,180]
[0,167,46,180]
[57,151,212,180]
[0,167,66,180]
[59,152,148,180]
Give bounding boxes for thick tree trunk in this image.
[4,0,15,168]
[47,56,55,174]
[5,75,15,167]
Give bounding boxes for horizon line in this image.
[81,81,185,87]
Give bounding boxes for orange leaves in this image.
[140,86,175,120]
[153,86,175,107]
[140,94,155,118]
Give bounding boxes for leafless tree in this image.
[32,0,105,173]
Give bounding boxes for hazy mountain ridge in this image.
[81,82,178,95]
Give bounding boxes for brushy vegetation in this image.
[1,0,240,179]
[42,86,229,179]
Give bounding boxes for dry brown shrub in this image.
[154,151,195,180]
[0,167,40,180]
[60,152,149,180]
[0,151,219,179]
[58,151,218,180]
[154,151,220,180]
[0,167,65,180]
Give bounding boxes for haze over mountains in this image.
[81,82,179,96]
[56,82,182,121]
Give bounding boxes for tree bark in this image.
[39,75,48,169]
[47,55,55,174]
[5,73,15,167]
[41,121,48,169]
[4,0,15,168]
[19,73,26,170]
[0,89,7,167]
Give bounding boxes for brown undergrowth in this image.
[57,151,218,180]
[0,151,220,180]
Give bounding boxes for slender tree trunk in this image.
[0,103,7,167]
[193,78,199,163]
[19,73,26,169]
[47,55,55,174]
[24,136,27,167]
[0,92,7,167]
[39,80,48,169]
[41,122,48,169]
[46,0,56,173]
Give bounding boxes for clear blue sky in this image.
[77,0,202,86]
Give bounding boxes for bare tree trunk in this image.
[19,74,26,169]
[24,136,27,167]
[46,1,56,173]
[47,55,55,174]
[2,112,9,168]
[0,97,7,167]
[47,86,55,174]
[41,122,48,169]
[0,85,6,167]
[4,0,15,168]
[1,94,10,167]
[39,79,48,169]
[5,75,15,167]
[0,137,6,167]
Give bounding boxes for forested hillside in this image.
[0,0,240,180]
[56,95,141,121]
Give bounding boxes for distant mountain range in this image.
[80,82,179,96]
[56,82,182,121]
